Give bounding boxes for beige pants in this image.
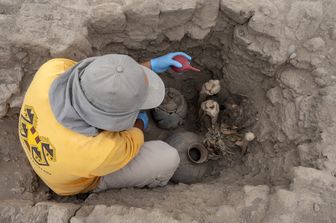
[94,140,180,192]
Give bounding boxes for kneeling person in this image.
[18,52,191,195]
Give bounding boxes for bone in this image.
[244,132,255,141]
[200,100,220,125]
[198,80,221,105]
[235,131,256,154]
[200,79,221,96]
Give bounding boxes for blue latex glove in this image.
[150,52,192,73]
[137,111,149,129]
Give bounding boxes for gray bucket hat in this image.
[49,54,165,135]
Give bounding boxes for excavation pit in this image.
[0,0,335,222]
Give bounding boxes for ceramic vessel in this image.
[152,88,187,130]
[166,131,210,184]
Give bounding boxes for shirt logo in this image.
[19,105,56,166]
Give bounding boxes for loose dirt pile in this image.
[1,0,336,222]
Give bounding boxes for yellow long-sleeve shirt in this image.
[18,58,144,196]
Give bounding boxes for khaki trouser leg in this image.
[94,140,180,192]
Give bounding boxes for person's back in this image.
[19,58,144,195]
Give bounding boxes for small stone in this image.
[2,156,10,162]
[313,203,320,212]
[303,37,325,52]
[9,96,24,108]
[10,187,25,194]
[312,67,328,77]
[47,203,80,223]
[314,78,327,87]
[0,104,9,119]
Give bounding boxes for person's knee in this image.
[164,143,180,170]
[148,140,180,171]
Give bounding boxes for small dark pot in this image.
[152,88,187,130]
[166,132,210,184]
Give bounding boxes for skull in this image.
[201,80,221,96]
[201,100,220,125]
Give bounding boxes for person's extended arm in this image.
[141,52,192,74]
